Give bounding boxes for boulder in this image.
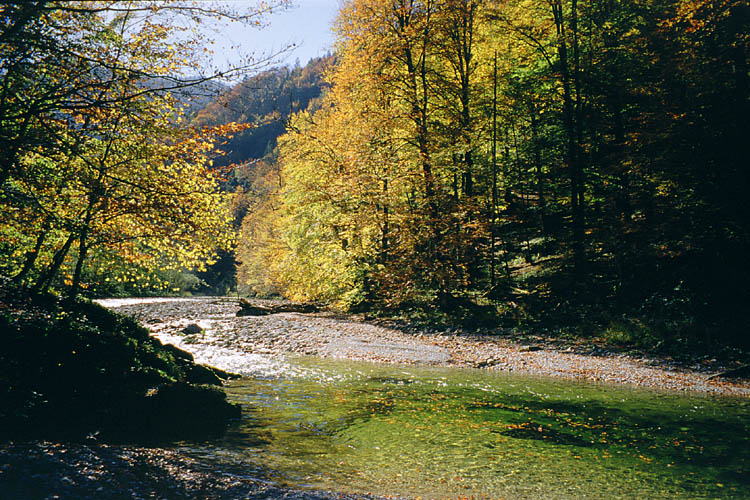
[236,303,274,317]
[109,383,241,441]
[181,323,203,335]
[186,364,223,386]
[519,345,542,353]
[161,343,194,362]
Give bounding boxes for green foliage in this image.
[603,319,659,349]
[0,2,288,298]
[230,0,750,350]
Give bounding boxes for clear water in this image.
[183,356,750,499]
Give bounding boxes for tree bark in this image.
[34,230,76,293]
[551,0,586,279]
[13,222,49,283]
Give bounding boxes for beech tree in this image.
[0,0,288,296]
[230,0,749,346]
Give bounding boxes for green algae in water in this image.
[189,357,750,499]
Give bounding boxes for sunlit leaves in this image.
[0,1,268,294]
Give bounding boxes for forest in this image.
[2,0,749,354]
[1,2,749,497]
[231,0,750,352]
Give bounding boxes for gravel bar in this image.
[101,296,750,397]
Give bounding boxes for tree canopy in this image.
[0,0,289,297]
[236,0,750,348]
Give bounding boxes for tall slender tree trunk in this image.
[34,231,76,293]
[69,239,89,301]
[530,103,548,242]
[381,178,389,264]
[551,0,586,279]
[453,0,475,198]
[490,52,498,288]
[610,90,631,222]
[402,23,436,216]
[13,221,50,283]
[69,204,94,301]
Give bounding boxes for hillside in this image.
[192,55,332,171]
[190,57,332,294]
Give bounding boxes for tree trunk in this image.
[34,231,76,293]
[530,103,548,243]
[69,237,89,301]
[551,0,586,279]
[490,52,498,288]
[13,222,49,283]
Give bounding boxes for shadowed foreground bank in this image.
[0,280,238,443]
[0,442,384,500]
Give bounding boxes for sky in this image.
[214,0,341,70]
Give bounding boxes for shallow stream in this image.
[180,356,750,499]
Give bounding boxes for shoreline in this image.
[100,296,750,398]
[3,296,747,500]
[0,441,382,500]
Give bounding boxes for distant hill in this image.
[138,76,230,117]
[191,55,333,171]
[190,56,332,294]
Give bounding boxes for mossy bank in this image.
[0,279,239,443]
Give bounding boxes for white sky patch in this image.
[208,0,340,73]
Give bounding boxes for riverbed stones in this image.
[97,297,750,397]
[323,338,451,365]
[181,323,203,335]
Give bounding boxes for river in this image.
[166,356,748,499]
[101,298,750,499]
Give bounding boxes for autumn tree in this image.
[0,0,289,297]
[232,0,750,346]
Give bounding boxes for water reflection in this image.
[182,356,750,499]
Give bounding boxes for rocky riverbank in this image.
[4,295,748,499]
[101,296,750,397]
[0,441,382,500]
